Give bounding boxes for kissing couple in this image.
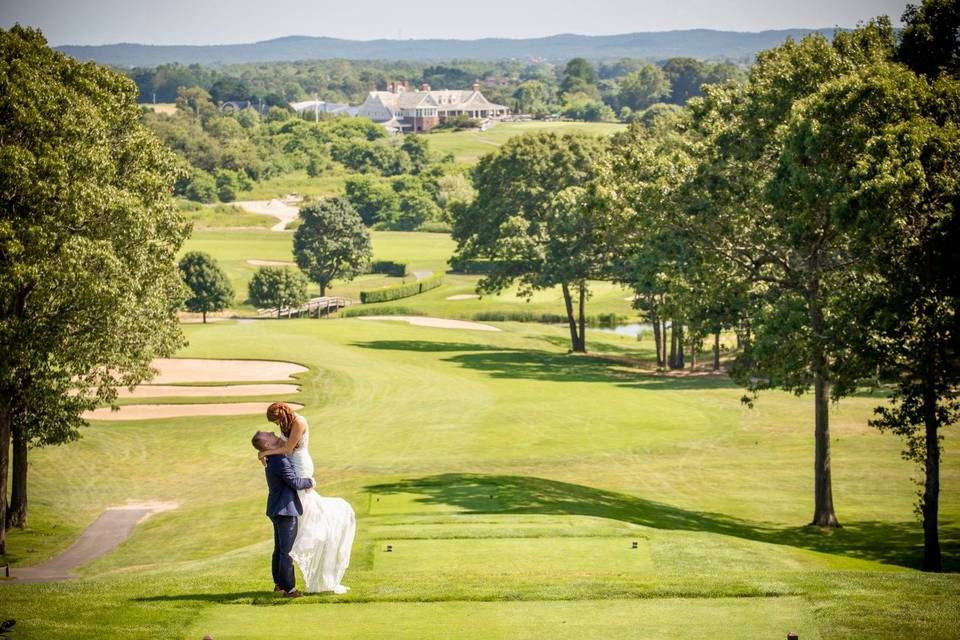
[251,402,356,597]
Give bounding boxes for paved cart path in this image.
[8,502,177,583]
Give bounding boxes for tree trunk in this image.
[713,331,721,370]
[811,366,840,527]
[651,306,663,367]
[577,282,586,353]
[202,309,207,324]
[689,335,696,369]
[676,325,685,369]
[320,283,327,297]
[668,323,677,369]
[921,367,942,571]
[8,418,27,528]
[560,282,583,353]
[808,277,840,528]
[661,321,668,367]
[0,397,10,554]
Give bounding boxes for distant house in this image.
[357,81,510,133]
[290,100,358,118]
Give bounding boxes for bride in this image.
[258,401,355,594]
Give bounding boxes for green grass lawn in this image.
[181,230,457,311]
[428,121,627,164]
[181,228,643,323]
[236,170,348,201]
[183,204,278,231]
[1,317,958,639]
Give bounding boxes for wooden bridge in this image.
[258,296,353,319]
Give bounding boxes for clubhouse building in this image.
[357,81,510,133]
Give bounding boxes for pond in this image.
[594,322,654,338]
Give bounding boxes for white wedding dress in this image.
[281,420,356,594]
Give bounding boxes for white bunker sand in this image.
[247,259,295,267]
[446,294,480,301]
[358,315,500,332]
[82,359,307,421]
[118,383,299,398]
[149,358,307,383]
[85,402,304,421]
[234,199,299,232]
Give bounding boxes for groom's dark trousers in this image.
[264,454,313,592]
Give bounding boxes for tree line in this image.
[451,2,958,570]
[142,86,469,231]
[126,56,744,123]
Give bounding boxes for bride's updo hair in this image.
[266,401,298,436]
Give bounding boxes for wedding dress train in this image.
[281,422,355,593]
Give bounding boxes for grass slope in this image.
[1,318,957,639]
[428,121,627,164]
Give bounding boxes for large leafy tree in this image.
[617,65,671,111]
[0,27,189,545]
[897,0,960,79]
[293,197,372,296]
[830,69,959,571]
[179,252,234,323]
[687,23,898,528]
[451,132,608,352]
[248,267,309,317]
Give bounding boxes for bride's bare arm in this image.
[258,418,306,459]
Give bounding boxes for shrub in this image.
[435,115,481,130]
[341,305,424,317]
[360,273,443,303]
[183,170,218,203]
[368,260,408,277]
[417,221,453,233]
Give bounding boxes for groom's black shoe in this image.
[283,590,304,598]
[273,584,284,592]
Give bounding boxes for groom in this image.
[251,430,315,598]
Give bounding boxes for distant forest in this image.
[128,56,746,121]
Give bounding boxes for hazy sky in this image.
[1,0,911,46]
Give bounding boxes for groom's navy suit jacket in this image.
[264,454,313,517]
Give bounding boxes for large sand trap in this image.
[84,401,304,421]
[117,383,299,398]
[357,316,500,332]
[10,501,178,583]
[446,294,480,301]
[149,358,307,383]
[234,199,299,231]
[247,259,295,267]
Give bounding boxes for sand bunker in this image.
[85,401,304,421]
[247,259,295,267]
[446,294,480,301]
[357,316,500,332]
[149,358,307,383]
[234,200,299,231]
[117,383,299,398]
[82,359,307,421]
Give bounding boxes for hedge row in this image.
[472,311,629,326]
[368,260,408,277]
[360,273,443,303]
